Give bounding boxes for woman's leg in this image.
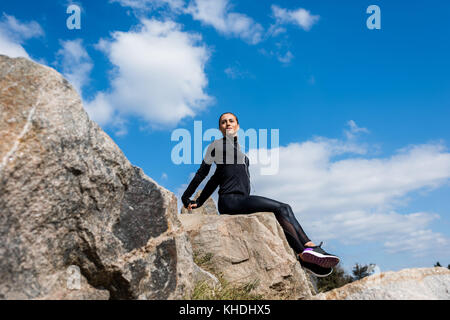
[219,194,311,254]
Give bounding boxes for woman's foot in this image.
[300,242,340,268]
[298,256,333,277]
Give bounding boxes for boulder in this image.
[179,212,316,299]
[313,267,450,300]
[0,55,199,300]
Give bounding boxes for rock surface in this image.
[0,55,200,300]
[179,212,316,299]
[313,267,450,300]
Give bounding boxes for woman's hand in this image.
[188,202,198,212]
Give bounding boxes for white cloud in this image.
[84,92,116,127]
[55,39,93,95]
[0,13,44,59]
[0,34,28,58]
[246,124,450,256]
[270,5,320,33]
[261,5,319,63]
[224,62,252,79]
[266,24,286,38]
[253,141,450,214]
[258,47,295,65]
[224,66,238,79]
[185,0,264,44]
[85,18,213,132]
[345,120,370,139]
[0,13,44,40]
[277,50,293,64]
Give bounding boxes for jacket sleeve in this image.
[195,172,220,207]
[181,142,216,208]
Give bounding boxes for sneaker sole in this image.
[301,251,340,268]
[303,266,333,278]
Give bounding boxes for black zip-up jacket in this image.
[181,135,250,208]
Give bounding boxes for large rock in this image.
[0,55,199,300]
[313,267,450,300]
[179,212,316,299]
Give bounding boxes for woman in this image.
[181,112,339,277]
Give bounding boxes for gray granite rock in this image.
[179,212,316,299]
[0,55,198,300]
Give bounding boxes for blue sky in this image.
[1,0,449,275]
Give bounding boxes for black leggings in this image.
[218,194,311,254]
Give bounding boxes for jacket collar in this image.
[223,135,238,143]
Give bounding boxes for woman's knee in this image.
[275,202,290,216]
[280,203,299,220]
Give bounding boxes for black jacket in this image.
[181,135,250,208]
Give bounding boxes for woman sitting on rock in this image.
[182,112,339,277]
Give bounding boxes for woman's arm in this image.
[181,159,211,208]
[181,142,217,208]
[194,172,220,208]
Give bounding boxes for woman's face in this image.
[219,113,239,136]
